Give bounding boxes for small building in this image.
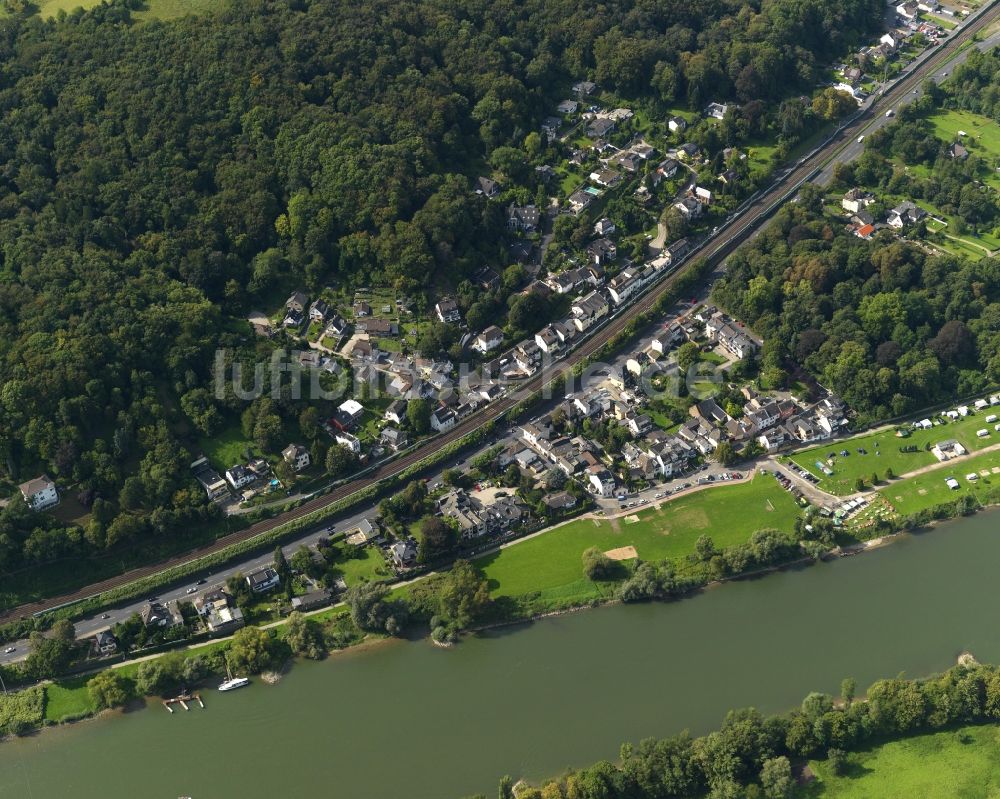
[246,567,281,594]
[931,439,967,462]
[380,427,409,451]
[197,589,246,636]
[225,464,255,491]
[93,630,118,656]
[507,204,541,232]
[282,443,311,472]
[668,116,687,133]
[291,589,331,612]
[887,201,927,229]
[141,601,180,629]
[475,176,499,198]
[543,491,578,511]
[949,142,969,160]
[19,475,58,511]
[384,399,408,425]
[389,539,418,569]
[191,457,228,501]
[593,217,616,237]
[309,299,329,323]
[704,102,729,120]
[435,298,461,324]
[473,326,504,354]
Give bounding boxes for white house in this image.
[225,465,255,491]
[247,567,281,593]
[431,407,458,432]
[473,326,504,354]
[19,475,58,511]
[282,443,311,472]
[336,432,362,454]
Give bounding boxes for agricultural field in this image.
[879,449,1000,516]
[801,725,1000,798]
[477,474,801,610]
[787,408,1000,495]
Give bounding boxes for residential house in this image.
[571,291,609,332]
[543,491,578,512]
[678,142,702,161]
[380,427,409,451]
[286,291,308,314]
[531,324,563,354]
[887,201,927,228]
[384,399,408,425]
[473,326,504,354]
[880,32,901,51]
[93,630,118,656]
[435,298,462,324]
[694,186,713,204]
[607,271,640,305]
[349,339,378,361]
[896,1,919,20]
[705,313,758,359]
[291,590,332,612]
[325,314,348,338]
[514,339,542,372]
[568,189,594,215]
[191,457,228,501]
[587,117,616,138]
[664,239,690,264]
[668,116,688,133]
[507,204,541,232]
[586,238,617,265]
[225,464,255,491]
[282,443,311,472]
[141,601,180,629]
[651,324,684,356]
[673,196,703,219]
[841,188,875,213]
[346,518,383,546]
[589,168,621,187]
[356,317,398,336]
[352,300,371,317]
[656,157,679,182]
[557,99,579,114]
[843,66,863,84]
[246,567,281,593]
[197,589,245,636]
[691,398,731,426]
[541,116,562,140]
[588,468,617,497]
[308,299,330,323]
[949,142,969,159]
[336,432,361,454]
[854,224,876,240]
[594,217,616,236]
[337,398,365,427]
[473,266,501,291]
[19,475,58,511]
[475,176,499,198]
[704,102,729,120]
[430,407,458,432]
[389,539,418,569]
[572,80,597,97]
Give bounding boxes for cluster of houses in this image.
[436,488,529,540]
[842,189,933,240]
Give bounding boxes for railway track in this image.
[6,1,999,621]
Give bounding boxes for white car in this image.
[886,109,895,117]
[857,135,865,143]
[4,647,15,654]
[186,587,198,595]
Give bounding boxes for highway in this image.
[2,0,999,660]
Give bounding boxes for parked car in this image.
[4,647,14,654]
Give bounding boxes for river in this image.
[1,511,998,799]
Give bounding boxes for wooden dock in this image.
[162,692,205,713]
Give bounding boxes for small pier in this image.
[162,692,205,713]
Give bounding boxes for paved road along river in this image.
[1,511,998,799]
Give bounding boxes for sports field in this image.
[477,474,800,610]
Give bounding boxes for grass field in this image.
[333,545,389,586]
[44,676,97,722]
[802,725,1000,798]
[927,109,1000,172]
[32,0,221,20]
[787,410,998,495]
[879,449,1000,516]
[477,474,801,610]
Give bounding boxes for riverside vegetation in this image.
[478,661,1000,799]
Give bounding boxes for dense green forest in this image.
[713,192,1000,423]
[714,48,1000,424]
[0,0,883,585]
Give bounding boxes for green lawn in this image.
[787,411,998,495]
[332,545,389,586]
[927,109,1000,161]
[199,424,258,472]
[879,449,1000,516]
[44,676,97,722]
[802,725,1000,798]
[477,475,801,610]
[35,0,222,20]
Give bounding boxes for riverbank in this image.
[4,509,1000,798]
